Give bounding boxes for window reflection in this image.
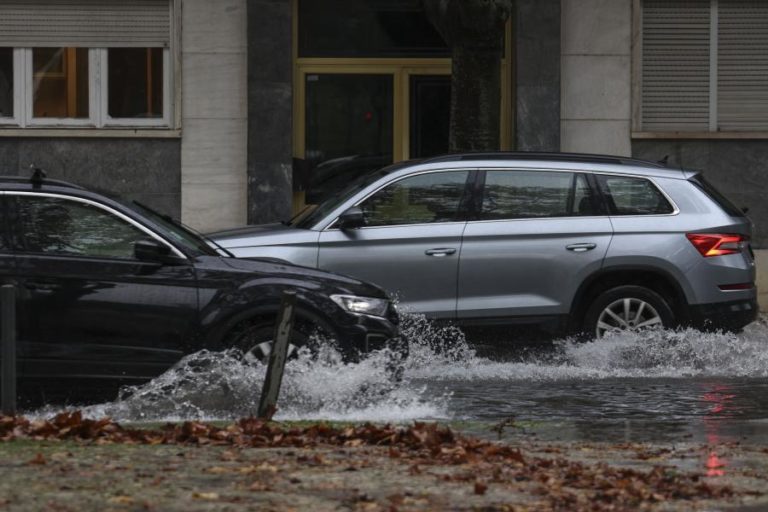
[0,48,12,118]
[361,171,469,227]
[482,171,575,220]
[304,74,394,203]
[16,197,148,260]
[33,48,89,119]
[598,176,674,215]
[108,48,163,119]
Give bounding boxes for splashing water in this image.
[32,314,768,424]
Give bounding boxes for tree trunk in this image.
[424,0,512,153]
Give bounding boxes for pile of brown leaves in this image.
[0,411,738,510]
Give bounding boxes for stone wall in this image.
[0,138,181,217]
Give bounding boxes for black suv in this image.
[0,174,400,404]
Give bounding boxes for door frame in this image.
[292,1,513,210]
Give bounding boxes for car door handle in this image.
[425,248,457,257]
[566,243,597,253]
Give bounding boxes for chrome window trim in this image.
[589,171,680,218]
[3,191,188,260]
[319,165,681,231]
[321,168,474,231]
[466,168,680,223]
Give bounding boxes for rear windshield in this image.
[689,174,744,217]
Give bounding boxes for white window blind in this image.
[641,0,768,132]
[718,1,768,131]
[641,0,711,132]
[0,0,171,48]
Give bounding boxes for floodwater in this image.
[37,315,768,445]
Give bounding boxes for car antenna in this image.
[30,165,47,189]
[658,155,670,166]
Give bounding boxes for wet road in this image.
[37,315,768,447]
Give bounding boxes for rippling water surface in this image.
[34,315,768,443]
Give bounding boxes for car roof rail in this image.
[420,151,670,169]
[0,172,85,190]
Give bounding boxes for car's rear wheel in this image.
[224,315,337,364]
[583,285,675,339]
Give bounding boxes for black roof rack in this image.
[0,175,85,190]
[420,151,669,169]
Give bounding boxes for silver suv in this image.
[211,153,757,338]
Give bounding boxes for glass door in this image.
[408,74,450,159]
[302,73,394,204]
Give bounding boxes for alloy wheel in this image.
[596,298,663,338]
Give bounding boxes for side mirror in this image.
[337,206,366,230]
[134,239,184,265]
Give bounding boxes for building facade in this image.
[1,0,767,306]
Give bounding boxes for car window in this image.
[596,175,674,215]
[480,171,575,220]
[14,195,150,259]
[359,171,470,227]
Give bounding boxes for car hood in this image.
[209,223,318,249]
[195,255,389,299]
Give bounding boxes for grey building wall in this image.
[633,140,768,249]
[0,138,181,217]
[515,0,561,152]
[246,0,293,225]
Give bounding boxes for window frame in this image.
[9,47,172,129]
[632,0,768,139]
[4,191,186,260]
[0,0,179,134]
[325,168,475,230]
[593,173,680,217]
[0,48,21,126]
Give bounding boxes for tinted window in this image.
[689,174,744,217]
[360,171,469,227]
[597,176,674,215]
[14,196,149,259]
[481,171,576,220]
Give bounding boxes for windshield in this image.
[294,167,393,228]
[121,200,219,256]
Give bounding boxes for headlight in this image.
[331,294,390,318]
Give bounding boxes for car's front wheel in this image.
[224,314,337,364]
[583,285,675,339]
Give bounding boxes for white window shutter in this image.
[718,0,768,131]
[0,0,171,48]
[641,0,711,131]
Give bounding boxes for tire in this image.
[583,285,675,339]
[223,314,338,364]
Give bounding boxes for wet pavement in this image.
[31,315,768,447]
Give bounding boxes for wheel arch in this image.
[203,300,338,351]
[569,265,691,330]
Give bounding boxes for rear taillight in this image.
[686,233,748,257]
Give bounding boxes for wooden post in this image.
[257,290,296,420]
[1,284,16,416]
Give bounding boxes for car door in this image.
[458,170,613,320]
[8,192,199,384]
[317,170,473,318]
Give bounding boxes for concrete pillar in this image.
[181,0,248,231]
[246,0,293,225]
[515,0,561,152]
[561,0,632,156]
